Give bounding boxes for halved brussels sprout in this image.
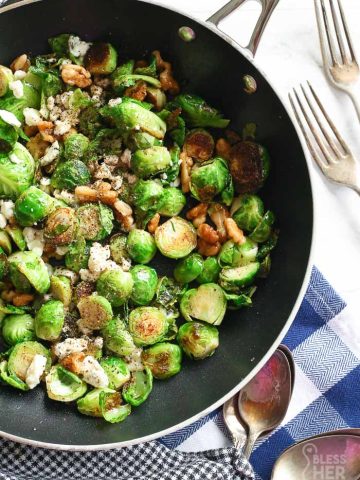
[173,94,230,128]
[155,217,197,259]
[0,360,29,391]
[46,365,87,402]
[197,257,221,284]
[7,341,50,381]
[5,224,26,251]
[218,238,258,268]
[84,42,118,74]
[126,229,157,265]
[142,343,182,380]
[0,246,8,280]
[50,275,72,307]
[109,233,129,265]
[158,188,186,217]
[100,357,131,390]
[128,307,168,347]
[130,265,158,306]
[0,301,26,316]
[64,133,90,161]
[51,160,91,191]
[126,131,159,151]
[8,251,50,293]
[77,203,114,241]
[132,146,172,178]
[14,186,54,227]
[190,157,230,203]
[180,283,227,326]
[184,129,214,162]
[122,367,153,406]
[0,229,12,255]
[96,270,134,308]
[256,230,279,261]
[77,295,113,329]
[219,262,260,291]
[44,207,78,245]
[177,322,219,360]
[2,314,35,346]
[174,253,204,284]
[35,300,65,341]
[131,179,164,226]
[99,390,131,423]
[65,237,90,272]
[102,318,137,356]
[232,195,264,232]
[249,211,275,243]
[77,387,115,417]
[224,288,255,309]
[0,142,35,200]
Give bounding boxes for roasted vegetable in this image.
[84,42,118,74]
[177,322,219,360]
[126,229,157,264]
[35,300,65,341]
[142,342,182,380]
[0,143,35,200]
[155,217,197,259]
[130,265,158,306]
[96,270,134,308]
[173,94,230,128]
[180,283,227,326]
[14,186,53,227]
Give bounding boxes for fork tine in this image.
[336,0,358,63]
[289,92,328,172]
[307,82,350,154]
[319,0,338,66]
[329,0,348,64]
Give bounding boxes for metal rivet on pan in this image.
[243,75,257,94]
[178,26,196,42]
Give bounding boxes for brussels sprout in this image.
[132,146,171,178]
[249,211,275,243]
[184,129,214,161]
[96,270,134,308]
[219,262,260,291]
[51,160,91,191]
[44,207,78,245]
[84,42,117,74]
[177,322,219,360]
[122,367,153,406]
[0,66,14,97]
[0,301,26,316]
[155,276,186,309]
[0,143,35,200]
[0,246,7,280]
[197,257,221,284]
[258,254,271,278]
[126,229,157,264]
[109,234,129,265]
[174,253,203,284]
[2,314,35,346]
[77,203,114,241]
[180,283,227,326]
[126,131,159,151]
[128,307,168,347]
[77,387,114,417]
[142,343,182,380]
[256,230,279,261]
[224,290,254,309]
[79,106,103,139]
[0,360,29,391]
[48,33,71,56]
[172,94,230,128]
[218,239,258,268]
[229,141,270,193]
[0,230,12,255]
[5,224,26,251]
[77,295,113,329]
[111,59,161,95]
[130,265,158,306]
[102,317,137,356]
[190,157,230,203]
[101,100,166,139]
[155,217,197,259]
[131,179,164,227]
[158,188,186,217]
[0,83,40,122]
[65,237,90,272]
[50,275,72,307]
[85,128,123,164]
[7,341,50,381]
[14,186,54,227]
[100,357,131,390]
[232,195,264,232]
[0,117,18,154]
[63,133,89,162]
[46,365,87,402]
[35,300,65,341]
[8,251,50,293]
[99,390,132,423]
[146,87,166,111]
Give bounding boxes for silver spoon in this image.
[238,349,292,459]
[223,394,247,450]
[272,434,360,479]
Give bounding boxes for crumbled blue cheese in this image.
[123,348,144,372]
[53,189,77,207]
[55,245,69,256]
[13,69,27,80]
[170,177,181,188]
[108,97,122,107]
[0,214,6,229]
[0,109,21,127]
[40,141,60,166]
[0,200,14,220]
[23,227,44,257]
[80,243,122,282]
[25,354,47,389]
[79,356,109,388]
[9,80,24,98]
[68,35,91,59]
[54,120,71,136]
[54,338,89,360]
[53,267,78,285]
[23,107,42,126]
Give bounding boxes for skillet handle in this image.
[207,0,280,56]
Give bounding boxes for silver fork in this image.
[314,0,360,121]
[289,82,360,195]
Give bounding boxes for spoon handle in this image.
[243,430,259,459]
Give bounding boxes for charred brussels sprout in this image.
[77,295,113,329]
[77,203,114,241]
[84,42,118,75]
[35,300,65,341]
[100,357,131,390]
[155,217,197,259]
[77,387,114,417]
[44,207,78,245]
[229,141,270,193]
[184,129,214,161]
[46,365,87,402]
[158,188,186,217]
[96,270,134,307]
[8,251,50,293]
[102,318,136,356]
[109,234,129,264]
[99,390,131,423]
[50,275,72,307]
[219,262,260,291]
[249,211,275,243]
[111,59,161,95]
[65,237,90,272]
[7,341,50,381]
[190,157,230,203]
[174,253,203,284]
[142,343,182,380]
[232,195,264,232]
[122,367,153,406]
[173,94,230,128]
[14,186,54,227]
[218,239,258,268]
[51,160,91,191]
[0,66,13,97]
[177,322,219,360]
[64,133,89,161]
[130,265,158,306]
[197,257,221,284]
[128,307,168,346]
[126,229,157,264]
[2,314,35,345]
[180,283,227,326]
[132,146,171,178]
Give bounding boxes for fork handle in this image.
[347,89,360,124]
